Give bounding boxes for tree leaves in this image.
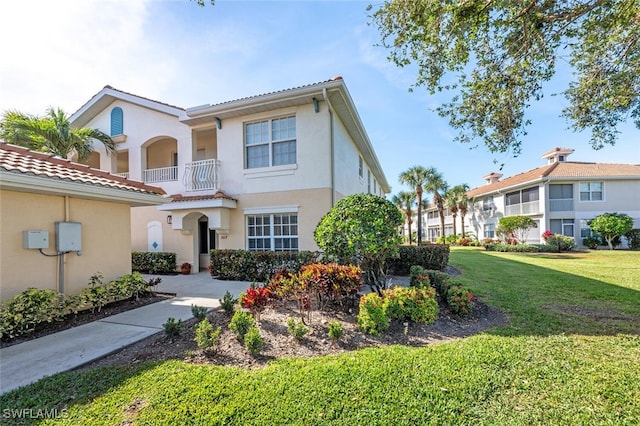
[370,0,640,154]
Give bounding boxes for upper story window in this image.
[110,107,123,136]
[549,184,573,199]
[367,169,371,193]
[359,156,363,178]
[245,116,296,169]
[373,179,377,194]
[579,182,603,201]
[482,195,494,211]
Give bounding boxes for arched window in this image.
[110,107,123,136]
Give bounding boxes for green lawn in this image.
[2,248,639,425]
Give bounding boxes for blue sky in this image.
[1,0,638,197]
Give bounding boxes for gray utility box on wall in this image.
[23,230,50,249]
[55,221,82,252]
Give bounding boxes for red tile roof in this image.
[0,143,166,196]
[169,192,237,202]
[467,161,640,198]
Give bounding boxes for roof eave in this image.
[0,171,169,207]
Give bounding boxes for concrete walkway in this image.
[0,272,249,395]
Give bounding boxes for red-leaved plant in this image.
[241,286,271,320]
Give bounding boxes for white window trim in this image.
[243,205,299,215]
[244,115,296,169]
[243,163,298,178]
[578,181,605,202]
[246,212,299,252]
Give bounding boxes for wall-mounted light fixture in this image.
[167,215,172,225]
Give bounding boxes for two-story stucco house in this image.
[421,147,640,247]
[70,77,390,271]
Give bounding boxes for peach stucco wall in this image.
[0,190,132,301]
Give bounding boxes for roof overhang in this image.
[0,171,169,207]
[157,198,237,211]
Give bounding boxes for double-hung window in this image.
[579,182,603,201]
[245,116,296,169]
[484,223,495,238]
[247,213,298,251]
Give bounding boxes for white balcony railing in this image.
[143,166,178,183]
[114,172,129,179]
[183,159,220,191]
[505,200,539,216]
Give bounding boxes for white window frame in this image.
[245,116,296,169]
[484,223,495,238]
[246,213,299,252]
[579,182,603,202]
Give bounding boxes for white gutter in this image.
[0,171,168,206]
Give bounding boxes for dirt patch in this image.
[546,304,632,321]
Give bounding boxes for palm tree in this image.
[0,107,115,161]
[445,189,460,237]
[399,166,429,245]
[454,184,471,238]
[391,191,415,245]
[424,168,448,240]
[445,184,470,238]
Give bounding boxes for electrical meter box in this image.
[55,221,82,252]
[23,230,49,249]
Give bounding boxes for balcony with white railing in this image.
[143,166,178,184]
[114,172,129,179]
[549,198,574,212]
[183,159,220,192]
[505,200,540,216]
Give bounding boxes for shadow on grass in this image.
[0,361,160,425]
[450,248,640,338]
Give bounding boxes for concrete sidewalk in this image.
[0,272,249,395]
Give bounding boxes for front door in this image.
[198,218,216,270]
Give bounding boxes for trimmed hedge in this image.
[132,252,177,274]
[209,250,321,282]
[485,244,559,253]
[385,245,450,275]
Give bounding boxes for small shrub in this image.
[385,245,450,275]
[132,251,177,274]
[244,326,265,355]
[357,293,389,336]
[163,317,183,338]
[219,290,237,315]
[546,234,576,251]
[194,319,221,353]
[191,304,208,320]
[626,229,640,249]
[447,285,474,316]
[0,288,65,340]
[409,265,425,286]
[229,310,256,341]
[582,236,600,249]
[241,286,271,318]
[327,321,344,342]
[82,273,111,313]
[287,317,309,340]
[383,286,439,324]
[426,270,451,295]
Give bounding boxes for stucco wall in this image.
[0,190,132,301]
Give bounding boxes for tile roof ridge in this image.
[102,85,185,111]
[201,77,344,109]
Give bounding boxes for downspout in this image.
[323,87,336,206]
[60,196,71,295]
